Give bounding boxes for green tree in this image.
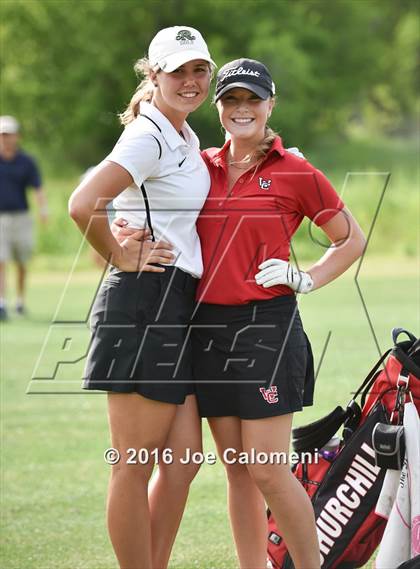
[1,0,418,167]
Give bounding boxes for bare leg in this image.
[243,414,320,569]
[0,261,6,299]
[16,261,26,303]
[0,261,8,319]
[107,392,177,569]
[208,417,268,569]
[149,394,202,569]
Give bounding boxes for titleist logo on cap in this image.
[221,66,261,81]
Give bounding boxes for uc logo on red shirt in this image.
[258,177,272,190]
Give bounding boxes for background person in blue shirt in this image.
[0,115,49,320]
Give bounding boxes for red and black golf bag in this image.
[267,328,420,569]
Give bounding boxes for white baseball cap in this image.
[0,115,19,134]
[149,26,216,73]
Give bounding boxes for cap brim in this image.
[159,50,216,73]
[214,82,271,102]
[0,129,18,134]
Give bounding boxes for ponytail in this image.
[253,125,278,161]
[119,57,155,126]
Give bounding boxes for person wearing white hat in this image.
[0,115,49,320]
[69,25,215,569]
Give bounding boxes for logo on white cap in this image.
[175,29,196,45]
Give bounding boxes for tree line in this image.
[1,0,418,168]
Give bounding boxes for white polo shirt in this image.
[106,102,210,278]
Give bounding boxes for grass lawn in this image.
[1,257,419,568]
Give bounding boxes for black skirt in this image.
[83,266,197,404]
[192,295,315,419]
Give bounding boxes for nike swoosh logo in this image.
[178,157,187,167]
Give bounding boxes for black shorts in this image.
[192,295,315,419]
[83,266,197,404]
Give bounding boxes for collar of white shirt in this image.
[139,102,197,151]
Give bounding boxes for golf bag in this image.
[396,556,420,569]
[267,328,420,569]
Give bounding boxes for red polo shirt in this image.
[196,137,345,305]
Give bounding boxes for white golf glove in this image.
[255,259,314,293]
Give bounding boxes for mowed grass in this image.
[1,258,419,569]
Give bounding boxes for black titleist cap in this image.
[214,58,276,102]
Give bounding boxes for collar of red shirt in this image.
[208,135,286,168]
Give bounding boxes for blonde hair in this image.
[245,126,278,180]
[119,57,156,126]
[253,124,278,161]
[251,96,278,161]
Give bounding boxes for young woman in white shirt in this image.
[69,26,215,569]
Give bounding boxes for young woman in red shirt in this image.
[191,59,365,569]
